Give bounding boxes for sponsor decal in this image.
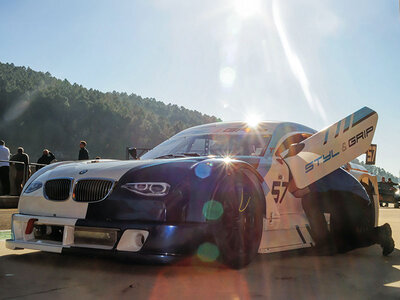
[304,125,374,174]
[271,180,289,203]
[347,126,373,148]
[305,150,339,173]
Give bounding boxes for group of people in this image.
[379,177,398,195]
[0,140,90,196]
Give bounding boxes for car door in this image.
[258,132,314,253]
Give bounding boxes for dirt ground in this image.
[0,209,15,230]
[0,208,400,300]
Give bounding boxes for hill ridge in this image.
[0,61,220,160]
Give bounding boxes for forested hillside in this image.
[0,62,220,160]
[352,158,399,183]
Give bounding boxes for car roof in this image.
[174,121,314,137]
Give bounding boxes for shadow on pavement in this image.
[1,245,400,299]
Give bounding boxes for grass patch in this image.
[0,230,11,240]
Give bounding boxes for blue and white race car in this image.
[6,107,385,268]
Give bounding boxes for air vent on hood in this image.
[73,179,115,202]
[44,178,73,201]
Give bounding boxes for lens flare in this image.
[202,200,224,220]
[223,156,233,164]
[245,113,262,128]
[197,242,220,262]
[233,0,262,19]
[272,0,327,122]
[219,67,236,88]
[195,163,213,179]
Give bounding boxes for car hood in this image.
[18,158,193,218]
[41,159,160,181]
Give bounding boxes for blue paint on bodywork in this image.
[308,168,370,203]
[343,115,352,132]
[352,107,374,127]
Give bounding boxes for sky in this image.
[0,0,399,175]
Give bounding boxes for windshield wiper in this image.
[177,152,201,157]
[154,154,185,159]
[154,152,202,159]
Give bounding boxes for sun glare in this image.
[219,67,236,88]
[233,0,262,19]
[223,156,233,164]
[245,113,262,128]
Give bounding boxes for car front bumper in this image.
[6,214,211,262]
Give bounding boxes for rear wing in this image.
[284,107,378,189]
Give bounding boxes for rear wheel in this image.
[211,170,264,269]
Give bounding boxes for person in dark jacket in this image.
[78,141,89,160]
[36,149,55,171]
[11,147,29,194]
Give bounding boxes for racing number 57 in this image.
[272,181,289,204]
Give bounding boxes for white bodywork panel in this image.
[19,159,164,219]
[284,107,378,189]
[6,213,148,253]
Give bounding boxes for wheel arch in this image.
[203,158,267,219]
[306,168,377,227]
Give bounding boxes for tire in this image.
[211,170,264,269]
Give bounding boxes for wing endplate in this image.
[284,107,378,189]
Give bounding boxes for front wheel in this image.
[211,170,264,269]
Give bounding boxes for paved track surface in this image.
[1,208,400,300]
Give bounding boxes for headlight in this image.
[121,182,170,197]
[24,181,43,193]
[396,189,400,195]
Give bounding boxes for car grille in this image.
[44,178,72,201]
[73,179,114,202]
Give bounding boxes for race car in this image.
[378,180,400,208]
[6,107,379,268]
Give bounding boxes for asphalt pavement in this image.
[0,208,400,300]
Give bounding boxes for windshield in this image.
[141,134,272,159]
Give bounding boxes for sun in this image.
[233,0,263,19]
[245,113,262,128]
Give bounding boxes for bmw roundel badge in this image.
[79,169,88,175]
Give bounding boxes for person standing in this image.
[36,149,55,171]
[0,140,10,195]
[11,147,29,194]
[78,141,89,160]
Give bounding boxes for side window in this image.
[209,136,230,155]
[187,138,206,154]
